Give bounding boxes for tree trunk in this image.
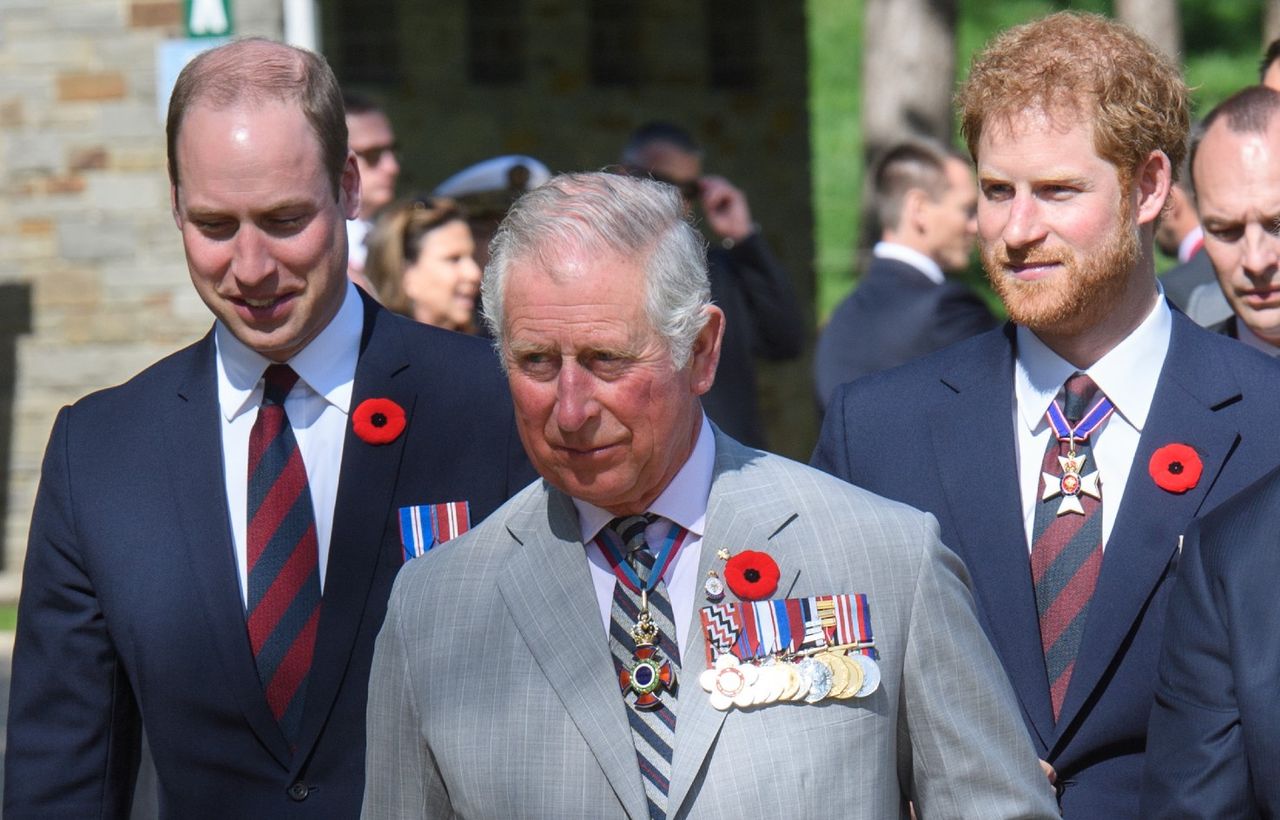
[859,0,956,247]
[1114,0,1181,61]
[860,0,956,159]
[1266,0,1280,49]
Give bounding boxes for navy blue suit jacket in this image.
[811,310,1280,818]
[813,256,995,408]
[1142,464,1280,818]
[5,295,536,819]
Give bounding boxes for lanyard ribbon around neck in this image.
[597,520,687,595]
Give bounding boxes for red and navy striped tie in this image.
[246,364,321,745]
[1031,373,1104,721]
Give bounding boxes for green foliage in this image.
[810,0,1276,320]
[0,603,15,632]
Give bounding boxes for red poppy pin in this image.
[723,550,781,601]
[353,398,406,445]
[1149,443,1202,494]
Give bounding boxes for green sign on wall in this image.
[185,0,233,38]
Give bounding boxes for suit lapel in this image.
[295,298,416,761]
[666,432,800,816]
[927,327,1056,748]
[497,488,650,820]
[1053,314,1241,737]
[163,332,292,767]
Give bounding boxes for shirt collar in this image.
[873,241,946,285]
[1178,225,1204,264]
[574,413,715,545]
[1235,319,1280,357]
[1015,292,1171,434]
[215,281,364,422]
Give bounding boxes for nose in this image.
[999,194,1047,249]
[230,227,275,286]
[1241,224,1280,279]
[463,255,481,283]
[554,360,597,433]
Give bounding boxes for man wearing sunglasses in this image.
[344,92,400,287]
[621,122,805,450]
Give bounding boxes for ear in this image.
[1134,149,1172,226]
[339,149,362,220]
[689,305,725,397]
[901,188,930,234]
[170,183,183,229]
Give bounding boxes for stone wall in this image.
[0,0,284,595]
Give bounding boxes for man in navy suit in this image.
[1141,86,1280,817]
[814,139,996,408]
[4,39,532,818]
[812,13,1280,818]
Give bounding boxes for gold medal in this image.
[834,653,865,699]
[816,653,847,700]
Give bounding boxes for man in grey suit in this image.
[362,172,1057,819]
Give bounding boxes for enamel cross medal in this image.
[601,522,685,710]
[1041,391,1114,516]
[620,588,677,710]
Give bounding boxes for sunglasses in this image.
[613,165,701,201]
[353,143,398,167]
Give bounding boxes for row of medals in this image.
[700,649,881,710]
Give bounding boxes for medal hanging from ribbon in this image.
[697,593,881,709]
[598,522,687,708]
[1041,393,1114,516]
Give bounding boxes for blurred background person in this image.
[344,92,401,289]
[1263,37,1280,91]
[364,197,482,334]
[813,139,995,409]
[1188,85,1280,356]
[621,120,804,449]
[1155,137,1224,323]
[434,154,552,271]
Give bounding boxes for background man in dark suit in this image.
[4,38,532,818]
[812,13,1280,818]
[1183,86,1280,358]
[1154,144,1223,321]
[1140,86,1280,816]
[813,139,996,408]
[622,122,805,449]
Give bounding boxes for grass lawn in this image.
[0,603,16,632]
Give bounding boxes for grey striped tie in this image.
[607,514,679,820]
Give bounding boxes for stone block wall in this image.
[0,0,283,596]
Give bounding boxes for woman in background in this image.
[364,197,483,334]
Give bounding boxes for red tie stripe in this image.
[246,364,321,744]
[1030,372,1105,721]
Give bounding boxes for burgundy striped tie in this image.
[246,364,321,744]
[1031,372,1104,721]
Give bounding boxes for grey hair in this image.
[482,171,711,369]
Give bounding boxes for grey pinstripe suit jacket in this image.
[363,430,1057,819]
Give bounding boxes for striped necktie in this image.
[607,514,679,820]
[246,364,321,745]
[1031,372,1104,721]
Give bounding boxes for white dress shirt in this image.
[873,241,946,285]
[347,218,372,271]
[216,281,363,607]
[1014,293,1171,550]
[575,414,715,657]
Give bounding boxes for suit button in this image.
[288,782,309,801]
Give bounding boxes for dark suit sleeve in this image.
[4,407,141,818]
[722,233,806,360]
[809,384,855,479]
[1141,519,1253,818]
